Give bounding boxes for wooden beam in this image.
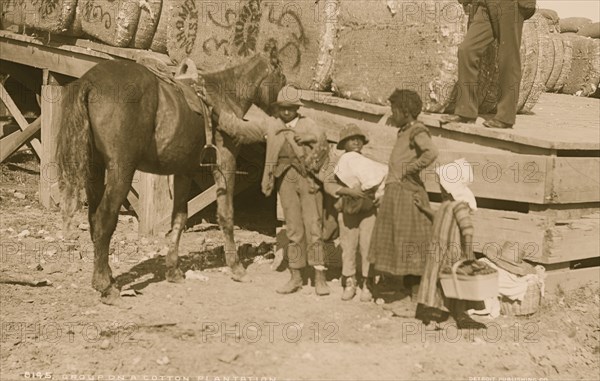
[544,266,600,293]
[0,117,40,162]
[0,83,42,158]
[0,32,110,78]
[138,173,173,236]
[39,82,63,208]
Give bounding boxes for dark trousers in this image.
[455,0,524,125]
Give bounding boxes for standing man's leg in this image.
[494,0,524,126]
[277,168,306,294]
[451,6,495,121]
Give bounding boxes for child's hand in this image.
[413,195,424,210]
[341,186,366,199]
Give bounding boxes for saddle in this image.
[136,56,217,168]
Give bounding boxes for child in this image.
[323,123,388,301]
[367,89,438,289]
[414,158,486,329]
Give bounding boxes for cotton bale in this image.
[331,0,468,111]
[149,0,169,53]
[559,17,592,33]
[79,0,141,47]
[577,22,600,39]
[129,0,162,49]
[560,34,600,96]
[538,8,559,33]
[545,33,564,91]
[2,0,77,33]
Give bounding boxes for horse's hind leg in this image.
[86,154,105,239]
[91,167,135,305]
[165,174,191,283]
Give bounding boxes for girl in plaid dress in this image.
[368,89,439,279]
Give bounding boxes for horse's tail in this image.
[56,80,92,234]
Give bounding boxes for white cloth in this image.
[286,117,299,129]
[479,258,545,302]
[335,151,388,199]
[435,158,477,211]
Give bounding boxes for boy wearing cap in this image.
[414,159,486,329]
[216,86,331,295]
[322,123,388,301]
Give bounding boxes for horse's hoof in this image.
[100,285,126,307]
[166,267,185,283]
[92,273,113,294]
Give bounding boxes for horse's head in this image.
[254,39,287,111]
[203,40,286,118]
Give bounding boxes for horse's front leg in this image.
[213,138,250,282]
[165,174,192,283]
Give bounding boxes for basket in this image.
[439,259,499,301]
[500,280,541,316]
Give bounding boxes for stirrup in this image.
[198,143,219,167]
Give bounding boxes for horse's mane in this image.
[201,54,272,117]
[202,40,284,117]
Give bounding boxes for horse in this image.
[56,47,286,305]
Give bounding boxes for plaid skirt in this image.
[367,182,433,276]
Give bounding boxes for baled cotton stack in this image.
[331,0,468,111]
[79,0,141,47]
[559,17,592,33]
[166,0,334,89]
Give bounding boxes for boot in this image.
[314,269,330,296]
[276,268,303,294]
[360,277,373,302]
[342,276,357,301]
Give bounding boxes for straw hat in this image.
[484,242,536,276]
[337,123,369,149]
[435,158,477,211]
[271,85,303,108]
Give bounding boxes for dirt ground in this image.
[1,150,599,381]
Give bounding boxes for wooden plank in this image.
[544,213,600,264]
[422,205,599,265]
[300,91,600,152]
[73,39,173,65]
[138,173,173,236]
[39,83,63,208]
[549,157,600,204]
[0,83,42,158]
[0,117,40,162]
[0,35,109,78]
[544,266,600,293]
